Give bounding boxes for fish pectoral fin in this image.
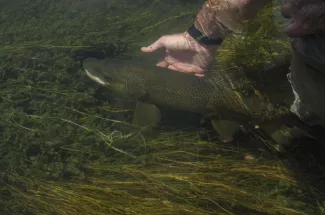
[262,124,315,152]
[132,101,161,129]
[211,119,241,143]
[260,124,294,153]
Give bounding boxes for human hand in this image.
[281,0,325,37]
[141,32,218,77]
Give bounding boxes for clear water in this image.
[0,1,324,214]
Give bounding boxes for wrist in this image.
[184,31,218,53]
[187,24,223,46]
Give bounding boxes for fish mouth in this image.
[84,68,108,86]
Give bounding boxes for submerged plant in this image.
[216,1,291,70]
[0,1,324,215]
[0,130,316,215]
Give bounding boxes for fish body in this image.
[83,57,294,144]
[83,57,250,120]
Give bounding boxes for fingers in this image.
[283,21,311,37]
[281,3,293,19]
[170,62,203,75]
[280,0,325,37]
[141,33,207,76]
[156,60,168,68]
[156,57,204,75]
[141,33,189,53]
[141,36,166,53]
[280,2,311,37]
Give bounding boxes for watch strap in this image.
[187,25,223,46]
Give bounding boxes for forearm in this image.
[194,0,272,39]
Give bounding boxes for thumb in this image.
[141,36,166,53]
[281,3,293,19]
[284,21,310,37]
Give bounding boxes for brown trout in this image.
[82,57,294,144]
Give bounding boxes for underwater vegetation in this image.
[0,0,324,214]
[0,131,319,215]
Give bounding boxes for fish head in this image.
[83,57,145,97]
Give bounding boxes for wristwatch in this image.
[187,24,223,46]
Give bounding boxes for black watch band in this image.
[187,25,223,46]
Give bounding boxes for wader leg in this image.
[287,38,325,126]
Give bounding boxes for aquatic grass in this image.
[207,2,295,129]
[0,1,324,215]
[0,91,316,215]
[0,130,312,215]
[0,0,198,61]
[216,1,291,70]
